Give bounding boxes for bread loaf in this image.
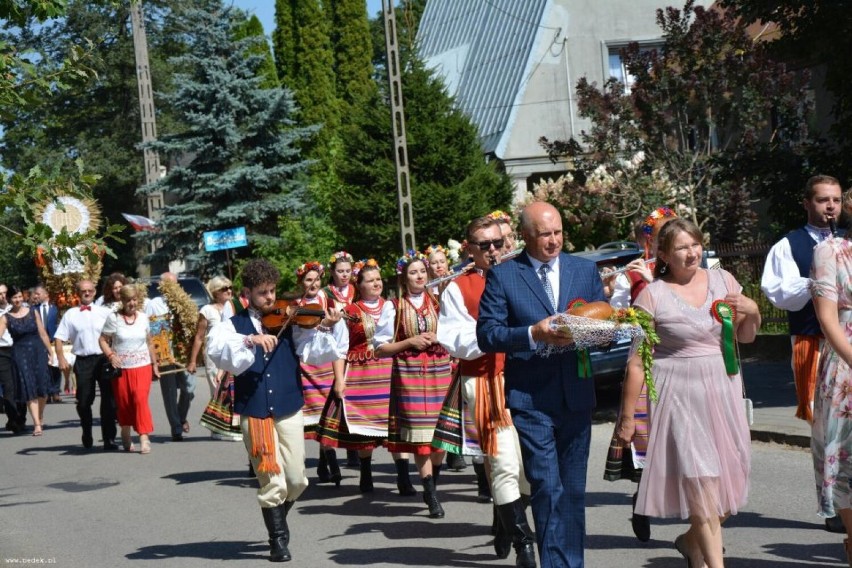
[568,301,614,320]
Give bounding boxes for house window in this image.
[606,42,663,91]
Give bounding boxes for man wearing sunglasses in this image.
[438,215,535,567]
[477,201,606,568]
[55,280,117,449]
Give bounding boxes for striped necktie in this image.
[538,264,557,312]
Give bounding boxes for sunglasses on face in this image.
[470,239,504,251]
[218,286,233,293]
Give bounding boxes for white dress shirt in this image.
[525,255,560,349]
[0,305,12,347]
[437,278,484,361]
[54,304,112,356]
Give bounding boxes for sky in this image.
[231,1,385,35]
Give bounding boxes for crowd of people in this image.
[2,177,852,567]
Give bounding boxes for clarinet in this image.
[829,217,838,238]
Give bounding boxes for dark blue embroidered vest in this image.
[786,227,822,336]
[231,311,304,419]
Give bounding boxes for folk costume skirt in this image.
[300,360,335,439]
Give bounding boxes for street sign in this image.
[203,227,248,252]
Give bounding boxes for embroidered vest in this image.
[786,227,822,336]
[454,272,505,377]
[230,311,304,419]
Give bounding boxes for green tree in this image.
[329,0,374,108]
[540,0,812,247]
[137,6,317,275]
[233,14,279,89]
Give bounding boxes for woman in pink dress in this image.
[616,219,761,567]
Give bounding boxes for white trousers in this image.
[461,376,530,505]
[241,409,309,508]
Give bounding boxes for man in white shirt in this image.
[438,216,535,567]
[145,272,196,442]
[0,283,25,434]
[760,174,843,533]
[55,280,116,450]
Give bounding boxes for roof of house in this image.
[417,0,549,154]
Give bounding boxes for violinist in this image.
[294,261,342,486]
[207,259,346,563]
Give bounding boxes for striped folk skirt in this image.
[315,357,392,450]
[388,350,453,455]
[300,360,335,439]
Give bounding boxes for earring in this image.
[659,263,668,275]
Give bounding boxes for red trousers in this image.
[113,365,154,435]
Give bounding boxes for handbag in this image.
[200,373,243,440]
[102,361,122,380]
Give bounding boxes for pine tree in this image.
[272,0,296,87]
[329,0,374,108]
[137,6,317,274]
[233,14,279,89]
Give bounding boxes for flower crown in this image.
[396,249,428,275]
[352,258,379,278]
[424,244,447,258]
[641,206,677,236]
[328,250,354,266]
[296,261,324,279]
[487,209,512,224]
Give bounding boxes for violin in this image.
[261,298,359,333]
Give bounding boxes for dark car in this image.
[572,243,644,388]
[142,276,211,311]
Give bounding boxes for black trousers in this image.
[0,347,25,425]
[74,354,117,444]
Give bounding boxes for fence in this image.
[712,241,787,334]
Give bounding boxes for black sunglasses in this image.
[218,286,233,292]
[470,239,504,251]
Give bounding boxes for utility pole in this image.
[130,0,164,272]
[381,0,416,254]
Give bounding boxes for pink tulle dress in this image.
[634,269,751,519]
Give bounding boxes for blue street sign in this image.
[203,227,248,252]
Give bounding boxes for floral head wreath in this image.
[352,258,380,278]
[396,249,428,275]
[487,209,512,224]
[424,244,447,258]
[328,250,354,266]
[296,261,324,280]
[641,206,677,236]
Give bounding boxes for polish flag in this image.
[121,213,157,232]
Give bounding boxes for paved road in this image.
[0,375,845,567]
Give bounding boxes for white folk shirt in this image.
[357,299,397,349]
[761,225,829,312]
[206,309,347,376]
[437,277,484,361]
[54,304,112,356]
[0,305,12,347]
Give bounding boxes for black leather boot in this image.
[421,475,445,518]
[497,499,537,567]
[359,455,374,493]
[316,448,331,483]
[394,458,417,496]
[432,463,442,487]
[446,452,468,471]
[261,503,291,562]
[346,448,359,467]
[325,449,342,486]
[473,461,493,503]
[493,503,511,559]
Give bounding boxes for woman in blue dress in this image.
[0,286,54,435]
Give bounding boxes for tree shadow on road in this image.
[161,469,256,488]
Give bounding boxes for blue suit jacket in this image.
[37,303,59,341]
[476,251,606,414]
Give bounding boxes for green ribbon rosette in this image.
[711,300,738,375]
[567,298,592,378]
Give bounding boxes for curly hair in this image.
[101,272,128,304]
[241,259,280,290]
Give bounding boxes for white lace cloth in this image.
[540,313,646,358]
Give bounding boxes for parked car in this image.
[572,244,644,388]
[141,276,211,311]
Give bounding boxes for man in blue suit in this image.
[33,285,62,403]
[477,202,606,568]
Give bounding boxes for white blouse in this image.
[101,311,151,369]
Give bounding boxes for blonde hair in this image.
[206,276,232,297]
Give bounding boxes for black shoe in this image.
[103,441,119,451]
[394,458,417,496]
[82,433,93,449]
[359,456,374,493]
[826,515,846,533]
[631,492,650,542]
[316,449,332,483]
[493,504,511,559]
[446,452,468,472]
[261,503,291,562]
[474,461,493,503]
[325,450,342,487]
[171,434,183,442]
[247,462,256,478]
[421,475,445,518]
[497,499,537,568]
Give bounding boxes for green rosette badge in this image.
[567,298,593,378]
[711,300,738,375]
